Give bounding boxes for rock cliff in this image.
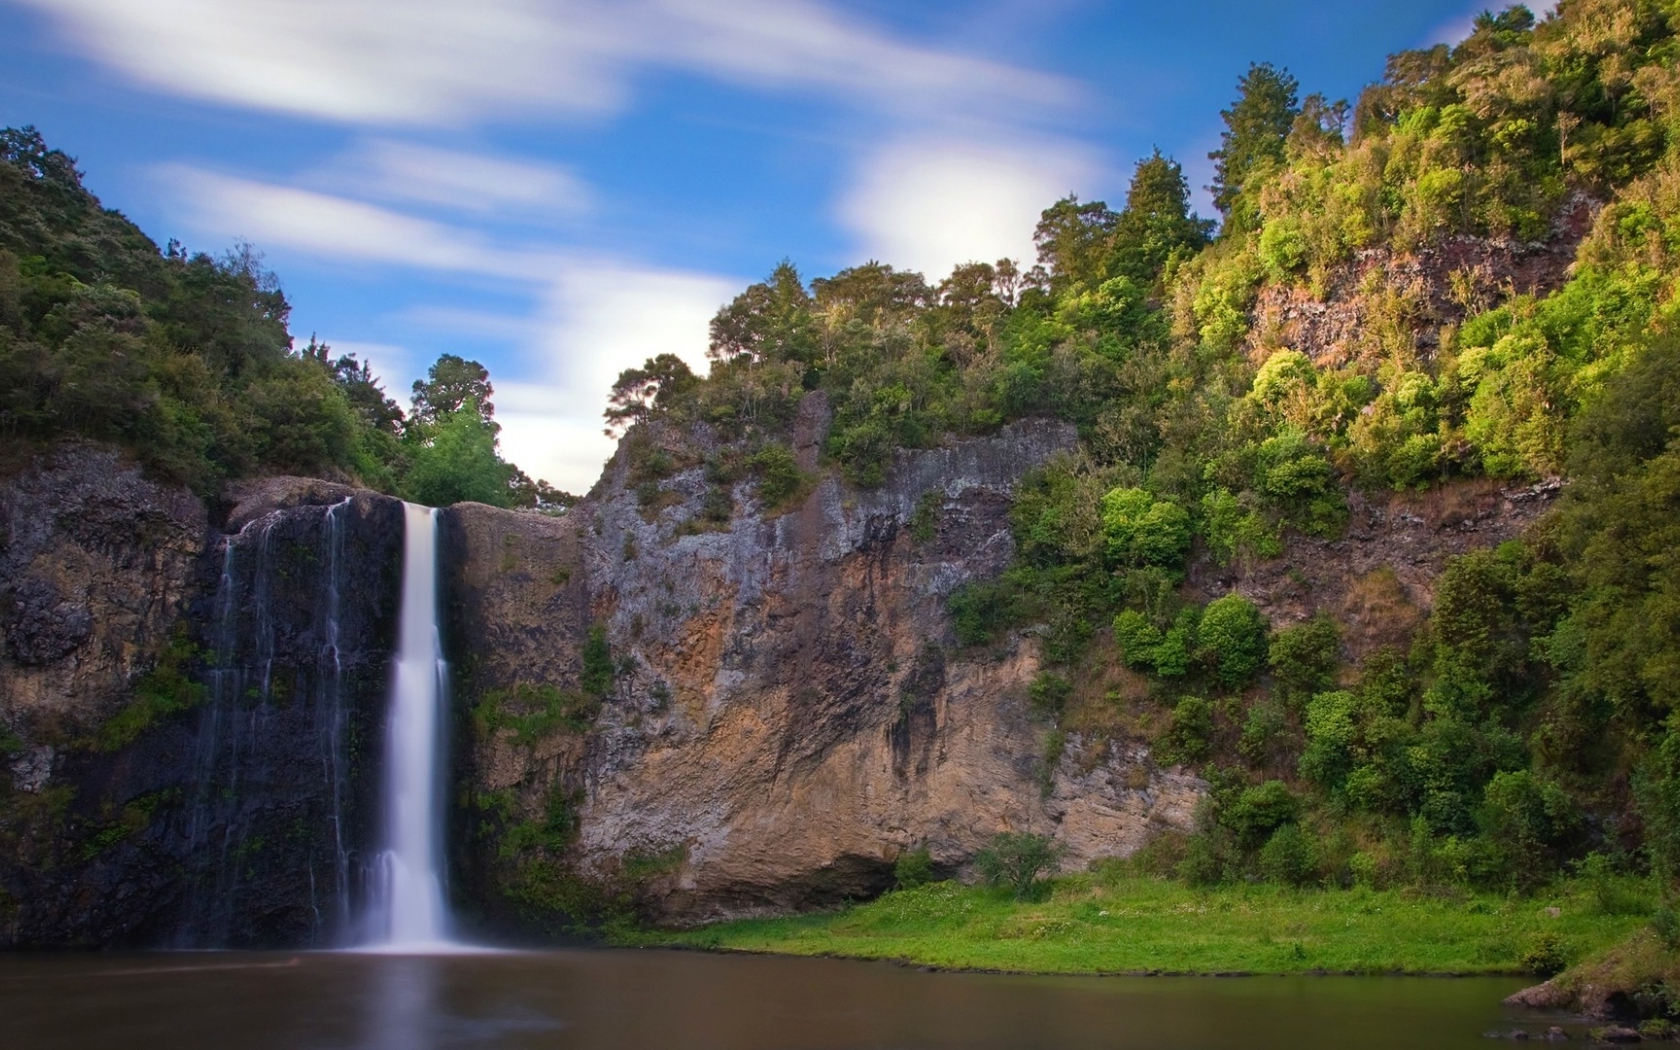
[0,445,402,947]
[0,411,1565,942]
[443,411,1205,924]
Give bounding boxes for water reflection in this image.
[0,948,1559,1050]
[366,956,433,1050]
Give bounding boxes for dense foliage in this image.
[14,0,1680,906]
[0,127,563,509]
[603,0,1680,899]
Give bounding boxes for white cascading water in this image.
[366,502,452,949]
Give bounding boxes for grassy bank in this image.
[623,876,1654,976]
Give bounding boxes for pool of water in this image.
[0,948,1568,1049]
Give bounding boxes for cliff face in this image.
[444,410,1206,923]
[0,447,401,947]
[1187,477,1561,658]
[0,417,1567,941]
[1247,194,1598,370]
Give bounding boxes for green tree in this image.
[1198,593,1270,688]
[1100,487,1193,571]
[1269,616,1341,698]
[974,831,1064,899]
[401,399,511,507]
[708,260,817,366]
[1478,769,1579,891]
[1110,150,1214,290]
[411,353,494,429]
[1209,62,1301,233]
[1034,195,1119,290]
[603,353,697,437]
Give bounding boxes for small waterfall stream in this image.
[182,497,365,948]
[363,502,454,949]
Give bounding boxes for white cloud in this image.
[836,136,1098,279]
[490,401,611,496]
[1427,0,1560,46]
[27,0,619,124]
[157,166,558,279]
[497,262,739,492]
[22,0,1074,127]
[333,139,594,218]
[321,340,423,392]
[649,0,1075,120]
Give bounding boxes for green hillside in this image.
[0,127,562,509]
[606,0,1680,900]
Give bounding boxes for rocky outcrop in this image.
[0,448,401,947]
[0,444,206,736]
[445,413,1208,923]
[1187,476,1561,657]
[1248,194,1598,369]
[1505,930,1680,1025]
[0,420,1569,941]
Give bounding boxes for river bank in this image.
[622,876,1653,977]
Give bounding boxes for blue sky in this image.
[0,0,1531,491]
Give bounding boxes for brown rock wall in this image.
[446,415,1210,923]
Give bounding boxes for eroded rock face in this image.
[1185,477,1561,658]
[0,450,401,948]
[0,444,207,734]
[1247,195,1598,370]
[444,415,1213,923]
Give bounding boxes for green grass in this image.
[621,875,1655,976]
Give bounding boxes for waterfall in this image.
[364,502,453,949]
[180,498,362,948]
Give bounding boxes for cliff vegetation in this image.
[598,0,1680,917]
[0,127,564,509]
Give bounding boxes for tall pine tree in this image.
[1209,62,1300,235]
[1110,150,1214,291]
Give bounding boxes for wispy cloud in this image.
[22,0,1076,127]
[332,139,594,218]
[157,165,560,279]
[837,135,1098,279]
[497,264,740,491]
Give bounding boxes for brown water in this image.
[0,948,1567,1049]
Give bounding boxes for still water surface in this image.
[2,948,1562,1049]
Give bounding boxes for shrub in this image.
[894,845,935,890]
[1239,698,1288,765]
[1653,906,1680,951]
[949,579,1020,646]
[581,623,614,698]
[1519,932,1569,978]
[1198,593,1270,689]
[1224,780,1299,849]
[1100,487,1193,571]
[1269,616,1340,698]
[1176,829,1229,887]
[1258,218,1309,277]
[750,443,804,507]
[1029,672,1074,719]
[1259,823,1318,887]
[1161,696,1214,764]
[1114,609,1164,669]
[974,831,1064,900]
[908,490,941,543]
[1299,690,1360,791]
[1478,769,1580,891]
[1573,853,1645,917]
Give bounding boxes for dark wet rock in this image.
[0,444,403,948]
[1594,1027,1642,1043]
